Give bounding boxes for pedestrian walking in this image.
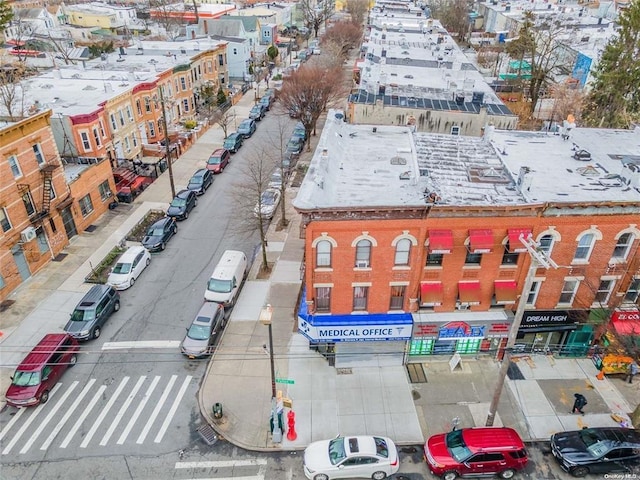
[626,361,639,384]
[572,393,587,415]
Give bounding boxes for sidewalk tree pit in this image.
[85,245,126,284]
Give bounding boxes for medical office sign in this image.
[298,319,412,342]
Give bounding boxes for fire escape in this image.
[17,158,60,225]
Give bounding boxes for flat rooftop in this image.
[293,111,640,211]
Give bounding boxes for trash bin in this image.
[213,402,223,419]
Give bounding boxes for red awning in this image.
[428,230,453,253]
[458,282,481,303]
[469,229,493,253]
[494,280,517,303]
[508,228,532,252]
[420,282,443,304]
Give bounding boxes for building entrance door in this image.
[11,245,31,281]
[60,206,77,238]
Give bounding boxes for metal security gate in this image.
[334,341,405,368]
[11,245,31,281]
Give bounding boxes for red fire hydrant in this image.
[287,410,297,441]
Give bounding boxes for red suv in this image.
[206,148,230,174]
[5,333,79,407]
[424,427,528,480]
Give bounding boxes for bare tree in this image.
[298,0,334,38]
[429,0,472,41]
[547,82,585,124]
[266,115,294,226]
[321,20,362,65]
[0,0,14,35]
[278,64,345,148]
[148,0,184,41]
[211,108,235,138]
[0,62,28,121]
[345,0,369,26]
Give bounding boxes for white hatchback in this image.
[304,435,399,480]
[106,245,151,290]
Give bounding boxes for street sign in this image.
[275,378,295,385]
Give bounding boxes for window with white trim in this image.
[355,239,372,268]
[22,191,36,216]
[394,238,411,265]
[132,133,138,147]
[182,98,189,112]
[316,240,331,267]
[126,106,133,121]
[559,279,579,305]
[315,287,331,312]
[538,234,555,255]
[33,143,45,165]
[98,180,111,200]
[426,253,443,266]
[594,279,615,304]
[49,183,56,200]
[180,77,187,90]
[353,286,369,311]
[148,121,156,137]
[0,207,11,232]
[79,194,93,217]
[99,120,106,137]
[8,154,22,178]
[136,99,142,116]
[124,136,130,152]
[119,110,125,126]
[144,97,151,113]
[110,113,117,131]
[625,278,640,303]
[80,131,91,151]
[389,285,406,310]
[526,280,542,305]
[93,127,101,147]
[612,233,633,260]
[574,233,595,261]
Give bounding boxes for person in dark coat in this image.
[572,393,587,415]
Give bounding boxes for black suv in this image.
[64,285,120,340]
[551,427,640,477]
[167,189,197,220]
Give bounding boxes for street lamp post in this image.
[260,304,282,442]
[486,235,558,426]
[157,86,176,198]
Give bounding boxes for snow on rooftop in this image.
[294,111,640,212]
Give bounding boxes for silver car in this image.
[181,302,226,358]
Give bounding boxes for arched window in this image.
[612,233,633,260]
[355,239,372,267]
[316,240,332,267]
[574,233,595,261]
[538,234,555,255]
[394,238,411,265]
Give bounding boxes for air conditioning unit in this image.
[21,226,37,243]
[456,303,469,310]
[356,261,369,268]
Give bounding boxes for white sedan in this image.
[106,245,151,290]
[303,435,399,480]
[254,188,281,220]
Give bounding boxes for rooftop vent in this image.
[390,156,407,165]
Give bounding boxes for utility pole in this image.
[486,235,558,426]
[158,86,176,198]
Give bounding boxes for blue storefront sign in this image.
[298,287,413,343]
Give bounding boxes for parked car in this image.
[237,118,257,139]
[249,104,266,121]
[167,189,197,220]
[303,435,399,480]
[106,245,151,290]
[292,122,307,141]
[286,137,304,158]
[180,302,226,358]
[424,427,528,480]
[187,168,214,195]
[204,250,248,306]
[254,188,281,220]
[259,95,274,111]
[223,132,244,153]
[206,148,231,174]
[551,427,640,477]
[142,217,177,252]
[5,333,79,407]
[64,285,120,340]
[269,170,285,190]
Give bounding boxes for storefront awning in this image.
[469,229,493,253]
[494,280,517,303]
[458,281,481,303]
[428,230,453,253]
[508,228,532,252]
[611,309,640,335]
[420,282,443,304]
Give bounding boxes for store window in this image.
[315,287,331,312]
[353,286,369,311]
[316,240,331,267]
[389,285,406,310]
[409,338,434,355]
[394,239,411,266]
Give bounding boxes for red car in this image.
[424,427,528,480]
[6,333,79,407]
[206,148,230,174]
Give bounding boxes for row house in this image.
[293,112,640,368]
[0,111,116,302]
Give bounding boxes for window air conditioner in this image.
[456,303,469,310]
[356,261,369,268]
[21,226,37,243]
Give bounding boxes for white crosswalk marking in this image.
[175,460,269,468]
[2,384,62,455]
[117,375,160,445]
[0,407,25,442]
[40,379,95,450]
[180,476,265,480]
[80,376,129,448]
[136,374,176,444]
[60,384,106,449]
[154,375,191,443]
[100,375,146,446]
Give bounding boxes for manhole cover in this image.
[336,368,352,375]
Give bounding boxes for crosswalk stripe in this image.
[154,375,191,443]
[117,375,160,445]
[40,379,96,450]
[102,340,181,350]
[80,377,129,448]
[100,375,146,446]
[175,460,269,468]
[0,406,25,442]
[2,384,62,455]
[136,374,176,444]
[60,384,106,449]
[180,476,264,480]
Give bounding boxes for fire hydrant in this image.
[286,410,297,441]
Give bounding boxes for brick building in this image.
[293,113,640,367]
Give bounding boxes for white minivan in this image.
[204,250,248,306]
